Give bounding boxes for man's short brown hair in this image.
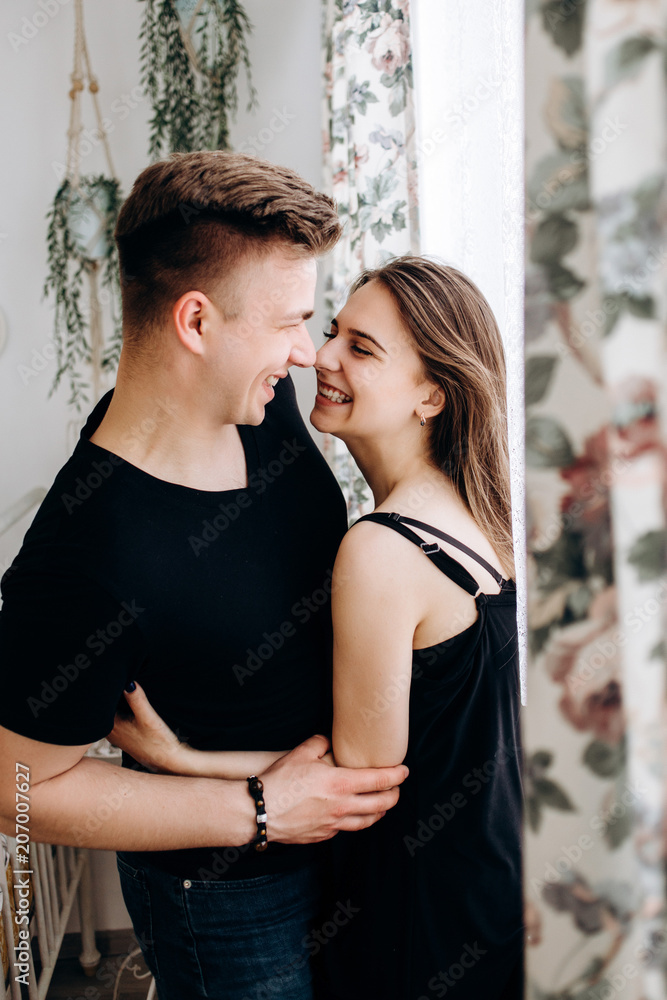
[114,151,341,346]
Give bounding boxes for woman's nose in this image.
[315,337,341,369]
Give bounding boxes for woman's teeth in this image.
[265,375,279,387]
[319,383,352,403]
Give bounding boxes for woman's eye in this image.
[322,330,336,340]
[351,344,373,357]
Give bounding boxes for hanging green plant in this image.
[43,0,123,410]
[140,0,258,157]
[44,175,123,410]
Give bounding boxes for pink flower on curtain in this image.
[544,588,625,746]
[560,427,610,525]
[366,14,411,76]
[610,375,661,462]
[354,144,369,168]
[333,165,348,187]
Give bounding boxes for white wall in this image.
[1,0,324,932]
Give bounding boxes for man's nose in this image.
[289,324,317,368]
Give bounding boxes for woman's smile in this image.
[316,378,354,406]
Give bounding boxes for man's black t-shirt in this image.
[0,376,348,878]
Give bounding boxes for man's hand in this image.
[259,734,408,844]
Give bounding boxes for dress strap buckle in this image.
[420,541,440,556]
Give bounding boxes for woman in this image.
[111,256,523,998]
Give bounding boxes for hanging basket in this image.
[44,175,123,409]
[66,182,115,262]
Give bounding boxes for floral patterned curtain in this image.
[322,0,420,516]
[524,0,667,994]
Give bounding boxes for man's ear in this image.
[171,290,211,356]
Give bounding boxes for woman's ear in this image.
[418,384,446,421]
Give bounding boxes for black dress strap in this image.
[354,512,480,597]
[393,514,507,587]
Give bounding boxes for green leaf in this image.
[533,777,576,812]
[627,294,655,319]
[605,801,632,849]
[544,261,586,301]
[529,622,555,654]
[627,529,667,581]
[603,293,655,336]
[389,76,408,117]
[526,795,542,833]
[541,1,585,57]
[526,415,575,469]
[572,979,613,1000]
[531,750,554,769]
[526,796,542,832]
[603,294,626,336]
[650,639,665,661]
[527,150,589,214]
[526,355,559,406]
[606,35,659,87]
[531,214,579,265]
[582,738,626,779]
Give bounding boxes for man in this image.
[0,151,408,999]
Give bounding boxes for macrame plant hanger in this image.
[66,0,117,403]
[44,0,123,414]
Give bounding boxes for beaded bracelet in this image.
[246,775,268,852]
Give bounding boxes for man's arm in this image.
[0,725,408,849]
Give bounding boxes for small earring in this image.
[420,413,426,427]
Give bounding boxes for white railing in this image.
[1,835,100,1000]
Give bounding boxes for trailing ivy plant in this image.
[43,175,123,409]
[140,0,257,157]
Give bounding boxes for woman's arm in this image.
[108,683,288,779]
[331,524,419,769]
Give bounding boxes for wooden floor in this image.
[39,931,154,999]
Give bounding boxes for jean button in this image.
[183,879,192,889]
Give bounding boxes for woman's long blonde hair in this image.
[351,256,515,579]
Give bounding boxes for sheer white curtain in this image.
[411,0,526,686]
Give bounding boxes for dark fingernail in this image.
[125,681,136,692]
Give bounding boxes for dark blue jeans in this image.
[116,853,324,1000]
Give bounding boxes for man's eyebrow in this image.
[282,310,314,322]
[331,317,387,354]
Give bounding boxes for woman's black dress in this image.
[320,512,523,1000]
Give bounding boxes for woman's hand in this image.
[108,681,191,774]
